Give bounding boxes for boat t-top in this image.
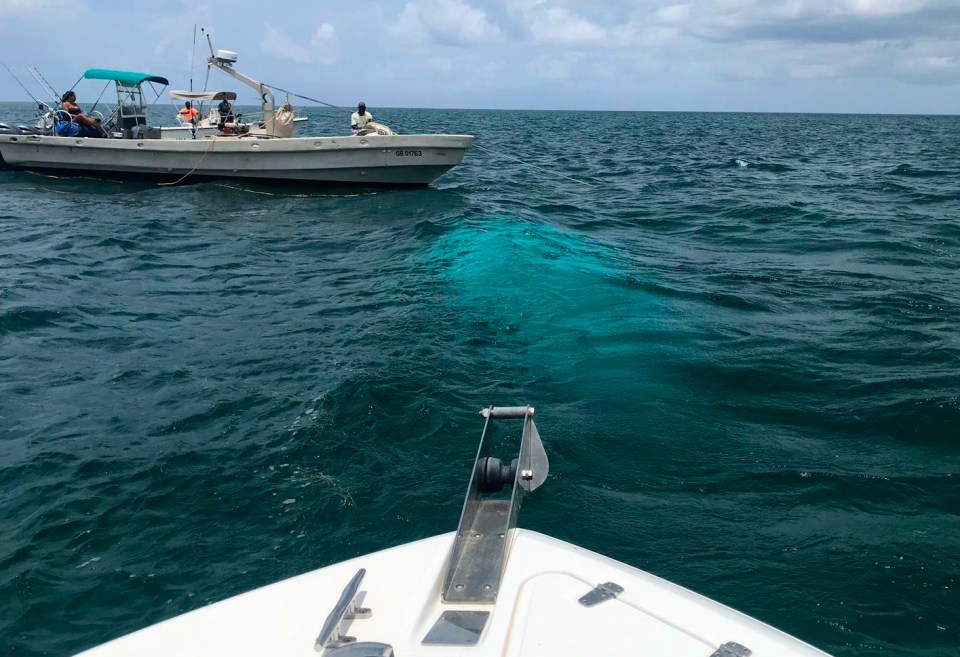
[73,406,832,657]
[164,90,239,139]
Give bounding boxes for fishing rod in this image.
[190,24,196,93]
[1,61,48,109]
[29,67,61,106]
[262,83,351,114]
[472,143,596,188]
[261,83,597,188]
[189,24,198,138]
[202,33,596,189]
[87,81,110,119]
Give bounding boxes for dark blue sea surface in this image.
[1,103,958,656]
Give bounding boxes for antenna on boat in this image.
[188,24,198,138]
[202,27,215,59]
[190,24,197,93]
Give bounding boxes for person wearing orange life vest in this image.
[179,101,200,124]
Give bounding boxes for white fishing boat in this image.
[74,406,832,657]
[0,50,472,187]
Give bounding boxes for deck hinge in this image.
[578,581,624,607]
[709,641,752,657]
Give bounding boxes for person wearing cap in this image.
[351,102,373,133]
[217,97,235,131]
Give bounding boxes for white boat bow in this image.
[74,407,832,657]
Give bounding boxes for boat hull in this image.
[0,133,473,186]
[72,530,832,657]
[158,125,221,139]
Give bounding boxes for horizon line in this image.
[0,99,956,117]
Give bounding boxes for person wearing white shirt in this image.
[351,102,373,132]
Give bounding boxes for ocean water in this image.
[1,103,958,656]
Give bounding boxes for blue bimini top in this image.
[83,69,170,87]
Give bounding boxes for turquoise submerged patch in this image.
[426,216,680,405]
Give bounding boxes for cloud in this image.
[655,4,691,24]
[891,42,960,83]
[260,22,339,65]
[528,7,606,46]
[391,0,502,46]
[901,56,954,71]
[519,6,683,51]
[789,62,841,79]
[521,0,960,87]
[0,0,958,112]
[686,0,960,44]
[529,52,587,80]
[149,7,213,66]
[0,0,68,18]
[427,57,455,73]
[529,55,570,80]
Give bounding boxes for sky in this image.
[0,0,958,113]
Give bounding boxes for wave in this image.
[886,163,958,178]
[0,306,68,335]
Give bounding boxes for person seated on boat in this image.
[351,102,373,133]
[178,101,200,125]
[59,91,107,137]
[217,97,235,131]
